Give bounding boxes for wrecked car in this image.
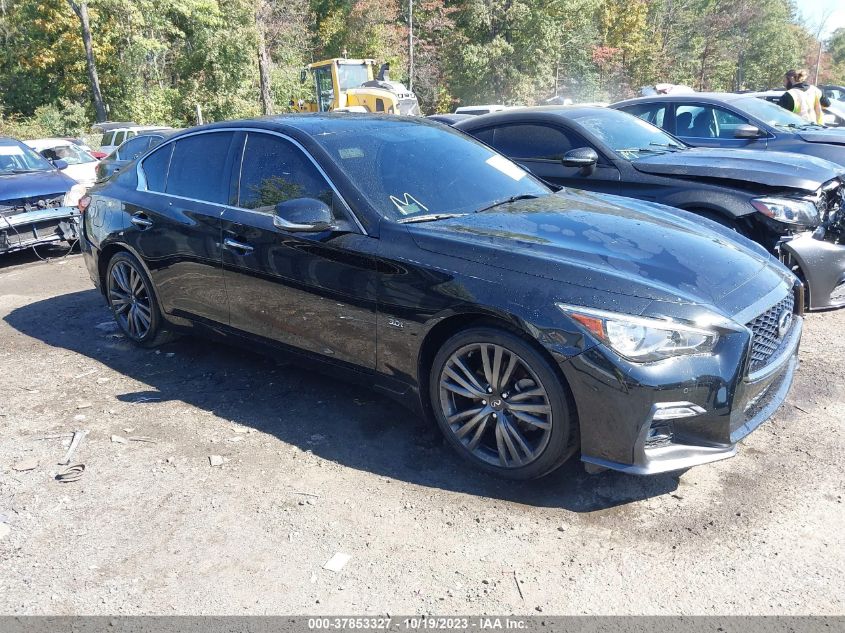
[1,136,84,255]
[82,115,802,478]
[456,106,845,309]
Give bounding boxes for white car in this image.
[25,138,99,188]
[99,125,171,155]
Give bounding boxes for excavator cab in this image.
[296,58,420,116]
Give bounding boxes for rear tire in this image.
[105,252,174,348]
[429,327,576,480]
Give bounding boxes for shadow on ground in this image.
[5,288,681,512]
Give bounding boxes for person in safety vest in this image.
[778,69,830,125]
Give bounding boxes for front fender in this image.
[779,232,845,309]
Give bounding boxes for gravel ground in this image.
[0,251,843,616]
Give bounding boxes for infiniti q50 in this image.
[80,115,803,478]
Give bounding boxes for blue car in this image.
[612,92,845,167]
[0,136,85,255]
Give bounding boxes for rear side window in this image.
[166,132,235,204]
[101,131,115,147]
[113,131,126,146]
[237,133,334,214]
[141,144,173,193]
[620,103,667,128]
[117,136,151,161]
[488,124,579,160]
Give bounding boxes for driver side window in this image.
[486,124,585,161]
[236,133,346,222]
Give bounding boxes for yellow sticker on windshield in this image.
[485,154,526,181]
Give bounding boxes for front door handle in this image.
[130,213,153,229]
[223,237,254,254]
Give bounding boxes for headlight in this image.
[751,197,819,226]
[63,184,87,208]
[557,304,718,362]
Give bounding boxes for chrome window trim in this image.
[135,127,367,236]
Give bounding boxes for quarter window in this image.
[117,136,151,161]
[237,133,335,215]
[620,104,667,129]
[113,131,126,147]
[141,144,173,193]
[165,132,235,204]
[101,131,115,147]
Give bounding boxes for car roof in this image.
[613,92,752,107]
[183,113,440,138]
[453,105,611,127]
[0,136,27,146]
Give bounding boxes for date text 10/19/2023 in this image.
[308,617,529,630]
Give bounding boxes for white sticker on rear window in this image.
[0,146,25,156]
[485,154,526,181]
[338,147,364,159]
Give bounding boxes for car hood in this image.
[408,190,789,311]
[630,147,844,191]
[0,169,75,205]
[797,129,845,146]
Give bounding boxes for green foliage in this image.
[0,0,836,131]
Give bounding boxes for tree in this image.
[66,0,107,121]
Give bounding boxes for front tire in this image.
[105,252,173,348]
[429,327,576,480]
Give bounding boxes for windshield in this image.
[0,142,55,174]
[39,143,96,165]
[569,108,685,159]
[336,63,370,91]
[312,119,550,219]
[733,96,810,128]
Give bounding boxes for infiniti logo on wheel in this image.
[777,310,793,339]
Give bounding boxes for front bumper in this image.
[0,206,80,254]
[779,232,845,310]
[561,313,802,475]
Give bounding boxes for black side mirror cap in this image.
[561,147,599,173]
[734,124,764,139]
[274,197,334,233]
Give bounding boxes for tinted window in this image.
[311,120,549,219]
[621,103,666,128]
[237,133,334,214]
[569,108,685,159]
[471,128,495,145]
[488,124,583,160]
[166,132,234,203]
[113,131,126,146]
[117,136,151,161]
[141,144,173,193]
[101,131,115,147]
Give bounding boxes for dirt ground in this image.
[0,249,843,616]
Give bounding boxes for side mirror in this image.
[273,198,334,233]
[734,124,763,139]
[53,159,69,170]
[300,69,308,84]
[561,147,598,173]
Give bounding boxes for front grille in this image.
[746,293,795,372]
[0,193,65,216]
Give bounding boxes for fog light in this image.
[645,422,674,448]
[652,404,706,421]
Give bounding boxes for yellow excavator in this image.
[294,58,420,116]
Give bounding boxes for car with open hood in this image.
[1,136,84,255]
[455,106,845,310]
[80,114,803,479]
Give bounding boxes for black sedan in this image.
[95,129,177,182]
[455,107,845,310]
[81,115,802,478]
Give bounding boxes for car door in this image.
[220,131,377,368]
[672,103,768,150]
[476,122,621,193]
[125,130,239,326]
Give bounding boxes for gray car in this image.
[611,93,845,167]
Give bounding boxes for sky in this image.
[798,0,845,39]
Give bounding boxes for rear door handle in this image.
[223,237,254,254]
[130,213,153,229]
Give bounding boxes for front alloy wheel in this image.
[430,327,575,479]
[105,252,172,347]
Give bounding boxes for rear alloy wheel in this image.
[106,252,172,347]
[430,327,575,479]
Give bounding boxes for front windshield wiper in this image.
[8,168,44,174]
[617,147,663,155]
[649,142,684,151]
[398,212,468,224]
[475,194,541,214]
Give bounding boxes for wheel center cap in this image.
[490,398,504,411]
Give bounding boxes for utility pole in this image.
[813,9,833,84]
[408,0,414,91]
